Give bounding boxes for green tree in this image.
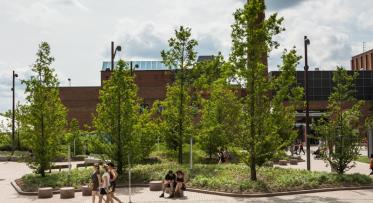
[199,80,242,158]
[158,84,194,159]
[65,119,82,156]
[270,49,304,156]
[315,67,364,174]
[230,0,284,180]
[94,60,138,174]
[22,42,67,177]
[161,26,198,164]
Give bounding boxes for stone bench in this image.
[60,187,75,199]
[81,185,92,196]
[49,164,69,173]
[38,187,53,198]
[76,163,94,168]
[289,159,298,165]
[279,160,288,166]
[149,181,162,191]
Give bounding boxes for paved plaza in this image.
[1,148,373,203]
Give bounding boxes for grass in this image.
[356,156,370,164]
[19,163,373,193]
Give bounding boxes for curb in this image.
[11,180,373,198]
[11,181,148,196]
[186,186,373,197]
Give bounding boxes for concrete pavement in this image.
[1,150,373,203]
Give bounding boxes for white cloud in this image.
[0,0,372,112]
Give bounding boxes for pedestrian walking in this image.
[91,164,101,203]
[299,142,305,155]
[108,162,121,203]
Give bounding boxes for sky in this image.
[0,0,372,112]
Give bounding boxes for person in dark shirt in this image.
[159,170,176,198]
[91,163,101,203]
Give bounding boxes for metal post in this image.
[68,145,71,185]
[128,153,132,203]
[130,61,133,76]
[190,136,193,170]
[73,138,76,156]
[157,136,160,154]
[12,70,17,151]
[111,41,114,71]
[304,36,311,171]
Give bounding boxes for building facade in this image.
[351,49,373,71]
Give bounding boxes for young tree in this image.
[199,80,242,158]
[158,84,194,159]
[316,67,364,174]
[94,60,138,174]
[230,0,284,180]
[22,42,67,177]
[65,119,82,156]
[161,26,198,164]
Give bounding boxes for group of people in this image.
[293,142,305,155]
[91,163,121,203]
[217,148,231,164]
[159,170,186,198]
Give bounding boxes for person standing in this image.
[99,165,111,203]
[299,142,305,155]
[107,162,121,203]
[91,164,101,203]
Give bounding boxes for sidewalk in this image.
[279,146,371,175]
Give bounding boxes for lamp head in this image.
[14,73,18,77]
[304,36,310,45]
[68,78,71,81]
[116,46,122,52]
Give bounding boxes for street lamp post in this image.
[68,78,71,87]
[111,41,122,71]
[304,36,311,171]
[12,70,18,152]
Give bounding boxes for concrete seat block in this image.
[81,185,92,196]
[60,187,75,199]
[149,181,162,191]
[289,159,298,165]
[38,187,53,198]
[279,160,288,166]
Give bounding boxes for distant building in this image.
[351,49,373,70]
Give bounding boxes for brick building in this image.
[60,60,175,128]
[351,49,373,70]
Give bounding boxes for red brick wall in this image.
[59,86,100,129]
[60,70,174,128]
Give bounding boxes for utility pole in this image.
[304,36,311,171]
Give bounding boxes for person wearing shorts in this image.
[159,170,176,198]
[91,164,101,203]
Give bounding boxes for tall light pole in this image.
[304,36,311,171]
[68,78,71,87]
[12,70,18,151]
[111,41,122,71]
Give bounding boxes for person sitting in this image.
[159,170,176,198]
[313,148,321,159]
[174,170,185,197]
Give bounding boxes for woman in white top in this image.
[99,165,111,203]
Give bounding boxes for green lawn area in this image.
[19,164,373,193]
[356,156,370,164]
